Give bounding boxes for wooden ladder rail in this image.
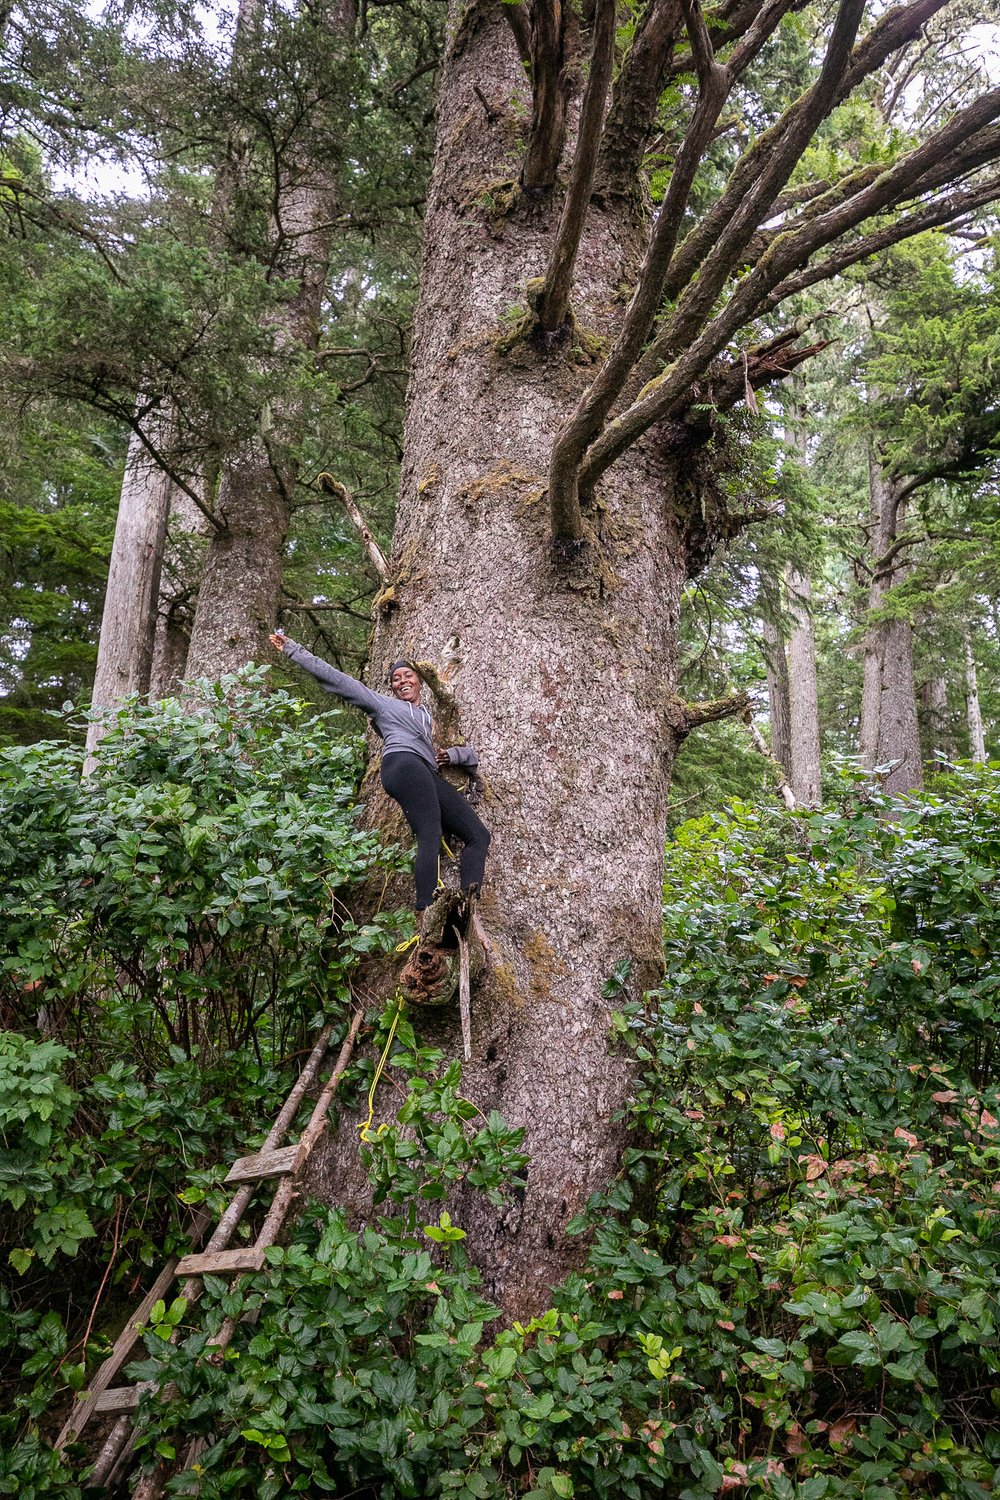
[55,1010,363,1493]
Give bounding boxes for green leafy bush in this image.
[0,675,405,1449]
[0,670,404,1061]
[7,748,1000,1498]
[110,770,1000,1500]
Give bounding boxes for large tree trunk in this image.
[183,0,357,679]
[84,410,171,766]
[321,4,708,1316]
[785,563,821,805]
[858,450,922,796]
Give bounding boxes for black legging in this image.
[380,752,491,909]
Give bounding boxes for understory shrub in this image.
[56,768,1000,1494]
[0,674,405,1451]
[50,768,997,1500]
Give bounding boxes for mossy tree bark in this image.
[356,10,690,1313]
[309,0,1000,1315]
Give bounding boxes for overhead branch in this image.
[534,0,617,333]
[595,0,682,200]
[667,687,751,735]
[578,86,1000,492]
[664,0,771,80]
[748,117,1000,277]
[547,0,790,544]
[761,172,1000,317]
[316,472,390,582]
[650,0,868,360]
[521,2,569,193]
[661,0,947,305]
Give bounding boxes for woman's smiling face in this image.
[390,666,421,703]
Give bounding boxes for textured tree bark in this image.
[785,563,822,805]
[84,410,172,767]
[964,632,987,763]
[149,482,213,699]
[920,671,952,771]
[760,596,791,777]
[313,3,716,1316]
[858,450,922,796]
[183,0,357,680]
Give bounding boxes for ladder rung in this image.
[176,1247,267,1278]
[94,1382,151,1414]
[225,1143,301,1184]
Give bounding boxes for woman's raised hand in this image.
[269,632,288,651]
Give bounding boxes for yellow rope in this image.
[357,994,405,1143]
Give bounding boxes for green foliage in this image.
[14,769,990,1498]
[359,1018,528,1210]
[0,405,121,745]
[0,677,406,1441]
[0,669,403,1053]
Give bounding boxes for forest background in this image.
[3,1,1000,1497]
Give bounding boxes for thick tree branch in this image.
[547,0,789,543]
[534,0,617,334]
[595,0,682,200]
[662,0,947,304]
[667,687,751,733]
[521,2,569,192]
[748,118,1000,280]
[664,0,777,80]
[760,171,1000,316]
[316,472,390,581]
[651,0,867,359]
[579,85,1000,492]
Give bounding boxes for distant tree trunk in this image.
[859,450,921,795]
[84,411,171,767]
[785,562,821,805]
[149,480,213,697]
[920,670,952,771]
[965,632,987,763]
[760,582,791,775]
[183,0,357,679]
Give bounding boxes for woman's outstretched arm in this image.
[270,633,384,714]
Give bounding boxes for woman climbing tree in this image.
[269,633,490,930]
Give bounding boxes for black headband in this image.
[388,660,411,681]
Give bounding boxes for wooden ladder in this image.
[55,1008,364,1497]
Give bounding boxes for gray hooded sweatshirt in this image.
[283,639,478,773]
